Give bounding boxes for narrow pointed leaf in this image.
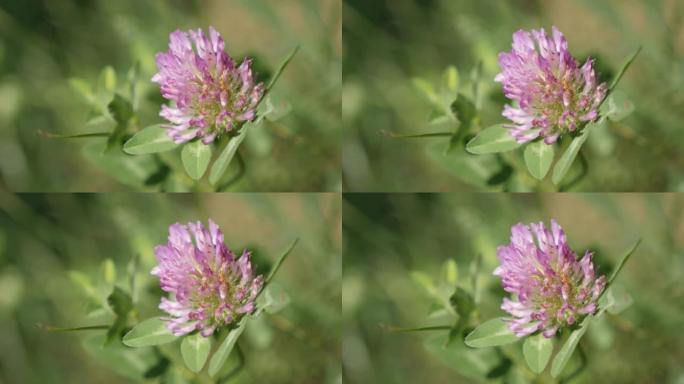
[265,46,299,94]
[550,317,592,378]
[609,46,641,91]
[607,238,641,286]
[105,94,133,152]
[209,126,250,186]
[522,333,553,373]
[265,238,299,285]
[552,120,601,185]
[123,125,178,154]
[466,124,521,154]
[524,140,555,180]
[122,317,178,347]
[180,333,211,373]
[181,140,212,180]
[208,320,247,377]
[464,318,519,348]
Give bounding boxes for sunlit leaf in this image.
[466,124,521,154]
[465,318,519,348]
[181,140,212,180]
[102,258,116,285]
[123,318,178,347]
[524,140,555,180]
[180,333,211,373]
[123,125,178,155]
[522,333,553,373]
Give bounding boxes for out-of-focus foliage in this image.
[343,193,684,383]
[342,0,684,191]
[0,193,341,384]
[0,0,341,191]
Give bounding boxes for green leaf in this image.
[259,283,291,314]
[106,93,134,152]
[443,66,459,92]
[123,317,178,347]
[208,320,247,377]
[181,140,212,180]
[607,238,641,286]
[180,333,211,373]
[609,46,641,91]
[522,333,553,373]
[102,259,116,285]
[599,286,633,315]
[100,66,117,93]
[82,139,159,188]
[209,125,250,186]
[123,125,178,155]
[449,287,475,318]
[550,317,592,377]
[69,78,97,107]
[105,286,133,345]
[524,140,555,180]
[451,94,476,127]
[413,78,440,107]
[552,120,602,185]
[265,46,299,94]
[265,238,299,285]
[464,318,519,348]
[424,333,501,380]
[426,141,506,189]
[466,124,521,154]
[600,90,634,122]
[443,259,458,286]
[83,333,158,380]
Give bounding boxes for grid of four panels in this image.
[1,1,683,383]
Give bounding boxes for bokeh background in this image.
[343,0,684,192]
[0,0,341,192]
[343,193,684,383]
[0,193,341,383]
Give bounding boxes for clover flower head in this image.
[495,26,607,144]
[494,220,605,338]
[152,219,263,337]
[152,27,264,144]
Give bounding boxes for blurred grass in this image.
[0,0,341,192]
[343,193,684,383]
[0,192,341,384]
[342,0,684,191]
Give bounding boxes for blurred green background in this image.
[0,193,341,383]
[343,193,684,383]
[0,0,341,192]
[343,0,684,192]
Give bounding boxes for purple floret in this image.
[152,27,264,144]
[494,220,605,338]
[152,219,263,337]
[495,26,607,144]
